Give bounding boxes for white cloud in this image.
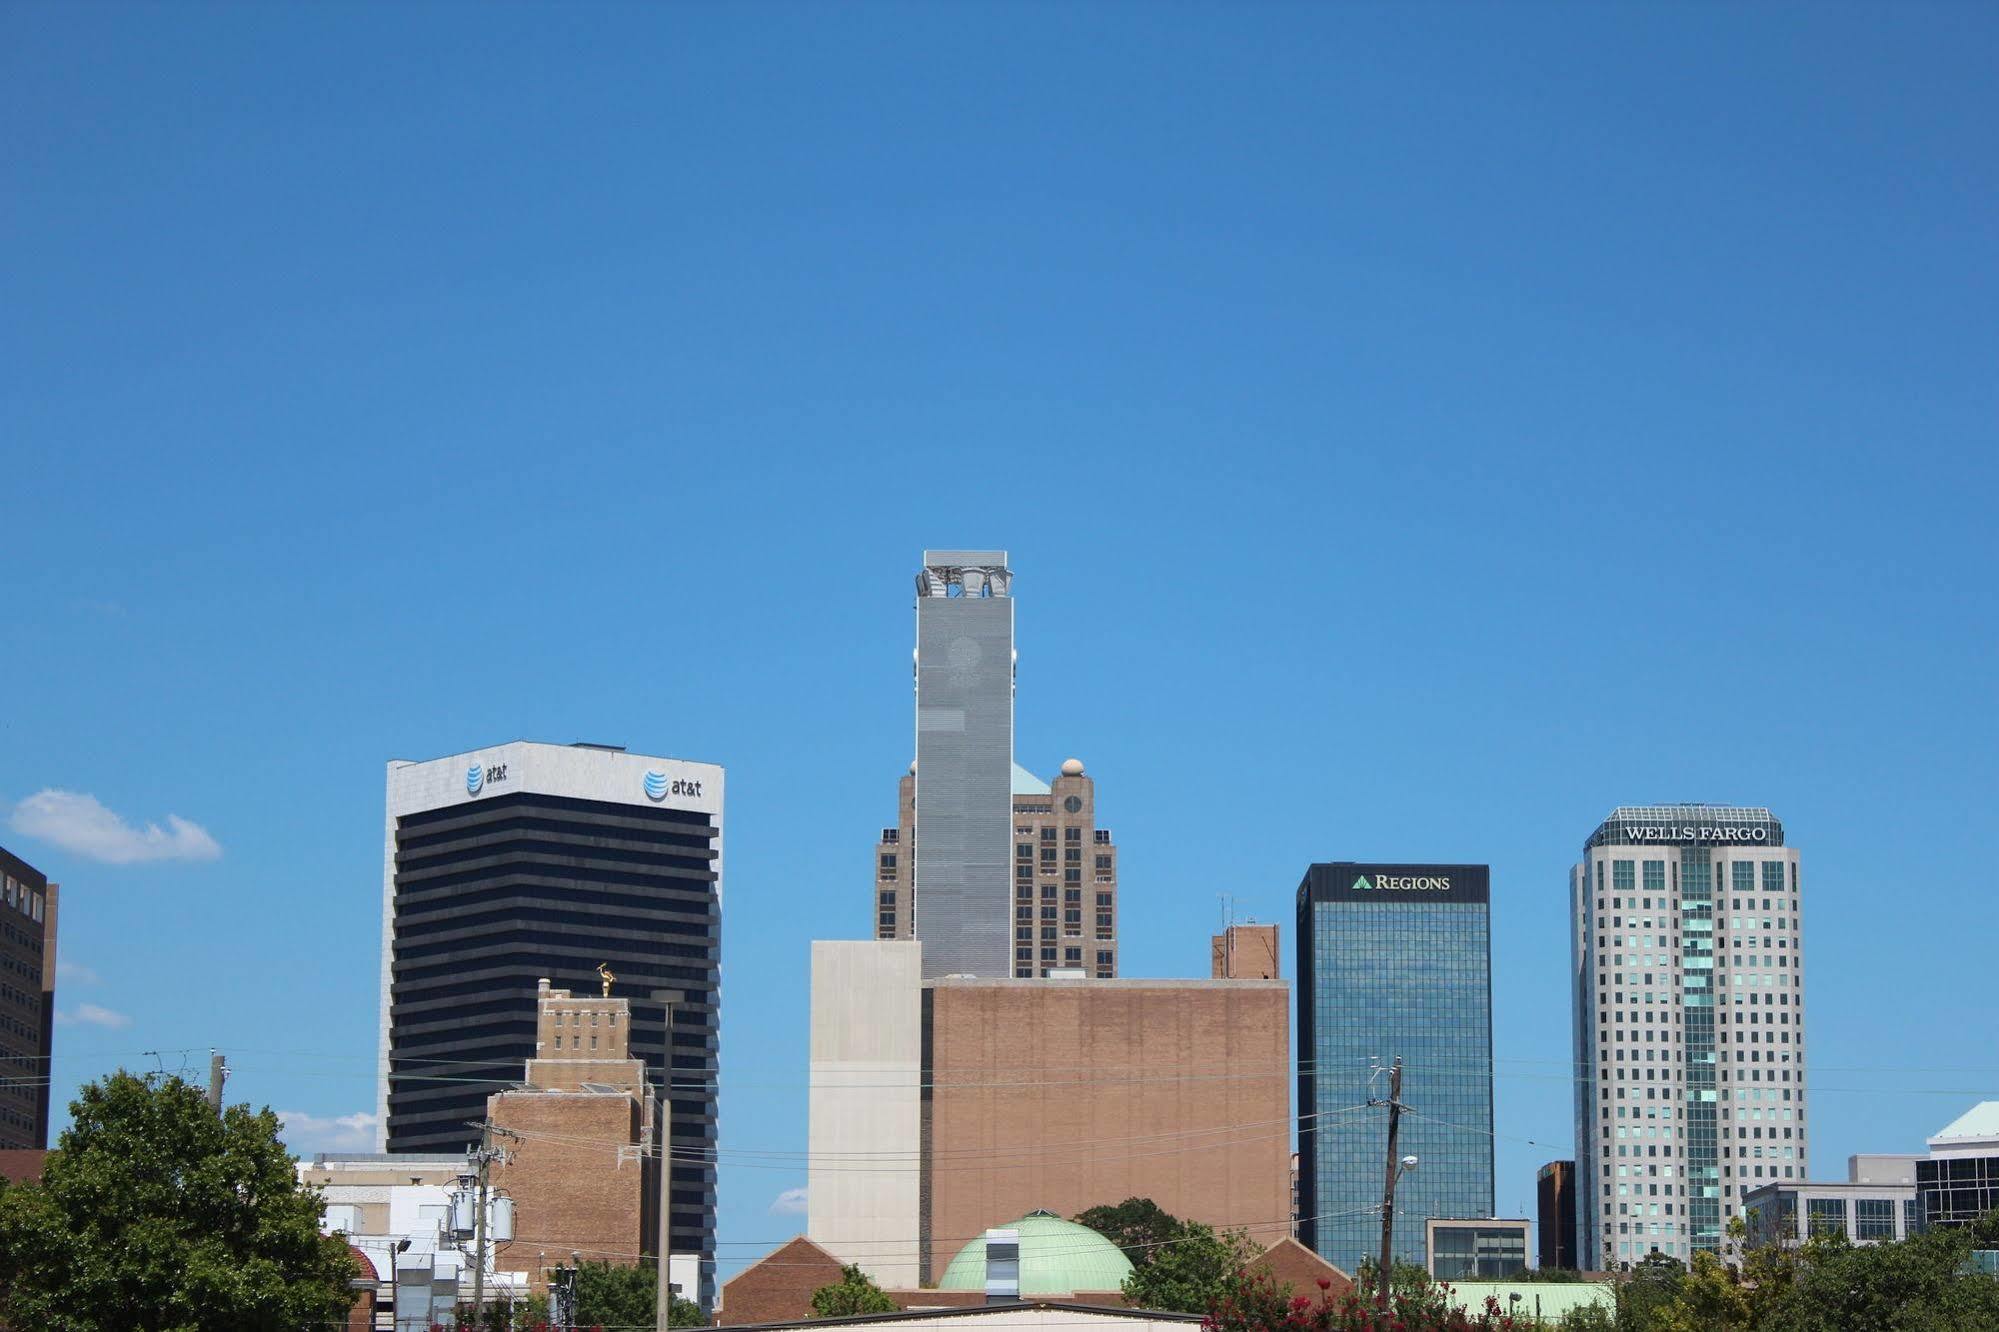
[277,1109,380,1155]
[9,789,222,865]
[770,1186,808,1215]
[55,1003,132,1029]
[56,960,100,984]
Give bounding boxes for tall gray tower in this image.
[912,550,1014,978]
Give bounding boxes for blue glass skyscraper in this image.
[1296,863,1494,1272]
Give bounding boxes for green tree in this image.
[1119,1221,1256,1314]
[1351,1257,1440,1306]
[1654,1250,1750,1332]
[566,1259,703,1328]
[1612,1249,1683,1332]
[811,1263,900,1318]
[0,1071,358,1332]
[1754,1225,1999,1331]
[1075,1197,1185,1268]
[1205,1263,1526,1332]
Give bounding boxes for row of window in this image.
[0,876,44,926]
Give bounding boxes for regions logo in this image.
[643,770,670,801]
[466,764,484,795]
[1353,873,1451,892]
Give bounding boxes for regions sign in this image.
[1352,873,1452,892]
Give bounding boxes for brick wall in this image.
[924,980,1290,1281]
[717,1236,848,1326]
[490,1090,648,1292]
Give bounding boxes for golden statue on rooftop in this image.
[597,962,616,997]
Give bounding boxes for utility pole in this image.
[463,1121,515,1323]
[652,988,686,1331]
[1373,1057,1405,1317]
[207,1049,226,1112]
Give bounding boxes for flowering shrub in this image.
[1204,1268,1521,1332]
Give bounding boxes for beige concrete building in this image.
[876,759,1120,980]
[807,940,1290,1288]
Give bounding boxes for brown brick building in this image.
[924,977,1291,1276]
[1211,923,1279,980]
[807,941,1290,1289]
[488,978,662,1298]
[875,759,1120,979]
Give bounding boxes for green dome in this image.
[936,1211,1134,1295]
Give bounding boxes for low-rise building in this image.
[1917,1101,1999,1232]
[299,1152,529,1329]
[1741,1175,1917,1249]
[1424,1218,1530,1280]
[718,1220,1353,1328]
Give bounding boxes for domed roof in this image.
[1060,758,1085,776]
[935,1211,1133,1295]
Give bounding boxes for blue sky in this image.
[4,1,1995,1273]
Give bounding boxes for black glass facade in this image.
[1296,863,1494,1271]
[0,845,54,1151]
[386,790,720,1300]
[1917,1155,1999,1230]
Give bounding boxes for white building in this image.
[1570,806,1808,1266]
[300,1152,527,1330]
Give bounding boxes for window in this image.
[1807,1198,1846,1237]
[1614,861,1635,891]
[879,891,896,906]
[1763,861,1786,893]
[1017,843,1033,859]
[1064,868,1080,884]
[1643,860,1665,891]
[1097,950,1112,968]
[1041,828,1057,843]
[1065,827,1081,843]
[878,854,897,878]
[1064,847,1081,863]
[1064,947,1081,964]
[1040,848,1057,865]
[1095,855,1112,871]
[1855,1197,1894,1240]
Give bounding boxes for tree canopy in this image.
[556,1259,703,1328]
[811,1263,900,1318]
[0,1070,358,1332]
[1075,1197,1186,1268]
[1119,1220,1257,1314]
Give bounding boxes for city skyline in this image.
[6,0,1996,1286]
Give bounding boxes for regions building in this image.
[0,845,57,1151]
[1569,805,1807,1268]
[1295,863,1494,1272]
[377,739,723,1305]
[805,936,1291,1289]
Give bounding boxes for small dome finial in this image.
[1060,758,1084,776]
